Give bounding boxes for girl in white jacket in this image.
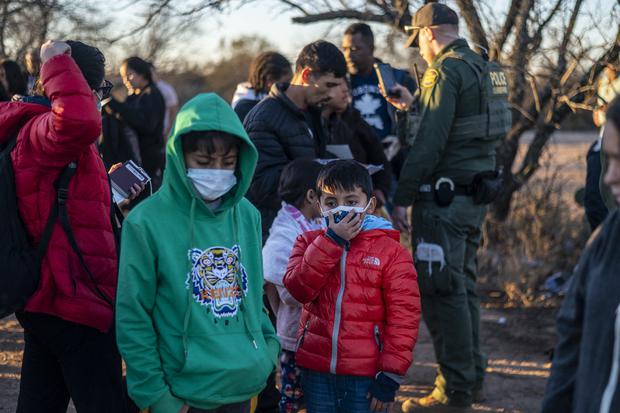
[263,159,323,413]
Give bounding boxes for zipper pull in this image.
[252,339,258,349]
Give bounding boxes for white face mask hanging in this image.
[187,168,237,201]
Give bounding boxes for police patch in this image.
[186,245,248,318]
[421,69,439,88]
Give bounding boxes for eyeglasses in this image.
[95,80,113,99]
[404,25,439,33]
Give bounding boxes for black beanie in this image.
[65,40,105,90]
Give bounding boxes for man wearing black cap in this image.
[382,2,511,411]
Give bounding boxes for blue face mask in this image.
[320,201,371,225]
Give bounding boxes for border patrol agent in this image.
[383,3,511,411]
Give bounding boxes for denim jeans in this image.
[300,369,372,413]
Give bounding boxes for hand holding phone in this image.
[109,160,151,204]
[374,63,401,98]
[375,63,415,111]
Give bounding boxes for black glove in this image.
[325,228,348,248]
[368,372,400,402]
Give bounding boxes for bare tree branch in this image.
[513,26,620,188]
[279,0,310,15]
[490,0,521,60]
[528,0,563,54]
[454,0,490,55]
[291,9,392,24]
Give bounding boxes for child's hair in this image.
[278,159,323,209]
[316,160,373,199]
[181,130,241,155]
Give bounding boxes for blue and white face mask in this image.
[320,201,371,225]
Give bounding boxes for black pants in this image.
[16,312,126,413]
[189,399,251,413]
[255,295,279,413]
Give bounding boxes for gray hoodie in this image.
[542,209,620,413]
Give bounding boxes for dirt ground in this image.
[0,303,558,412]
[0,134,594,412]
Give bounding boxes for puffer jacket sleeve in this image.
[283,233,342,304]
[244,113,290,216]
[379,245,420,376]
[29,54,102,166]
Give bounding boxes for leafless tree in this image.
[0,0,109,60]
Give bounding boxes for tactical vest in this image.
[404,51,512,146]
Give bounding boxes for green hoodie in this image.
[116,93,279,412]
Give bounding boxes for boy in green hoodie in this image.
[116,93,280,413]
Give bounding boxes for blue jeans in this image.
[300,369,372,413]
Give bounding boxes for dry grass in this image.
[478,144,592,306]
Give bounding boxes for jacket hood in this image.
[0,101,49,144]
[361,215,393,231]
[161,93,258,217]
[231,82,265,109]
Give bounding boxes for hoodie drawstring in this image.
[182,197,197,360]
[232,206,260,350]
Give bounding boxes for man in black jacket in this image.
[244,40,347,239]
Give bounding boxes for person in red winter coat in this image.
[0,40,126,412]
[283,159,420,413]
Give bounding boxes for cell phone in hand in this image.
[109,160,150,204]
[374,63,401,98]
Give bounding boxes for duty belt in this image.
[417,181,473,201]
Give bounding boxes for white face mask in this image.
[187,168,237,201]
[320,200,371,224]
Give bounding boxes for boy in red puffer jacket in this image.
[283,160,421,413]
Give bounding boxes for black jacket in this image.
[542,210,620,413]
[585,140,609,230]
[99,112,142,170]
[244,83,325,239]
[107,83,165,189]
[234,99,260,123]
[323,109,393,198]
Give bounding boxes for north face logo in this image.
[362,256,381,266]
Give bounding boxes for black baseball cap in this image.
[404,3,459,48]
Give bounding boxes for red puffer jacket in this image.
[283,228,420,377]
[0,54,116,332]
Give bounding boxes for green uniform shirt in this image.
[394,39,498,206]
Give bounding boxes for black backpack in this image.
[0,132,112,319]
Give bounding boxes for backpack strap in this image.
[54,161,113,307]
[8,129,113,307]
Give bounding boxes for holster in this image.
[471,170,502,205]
